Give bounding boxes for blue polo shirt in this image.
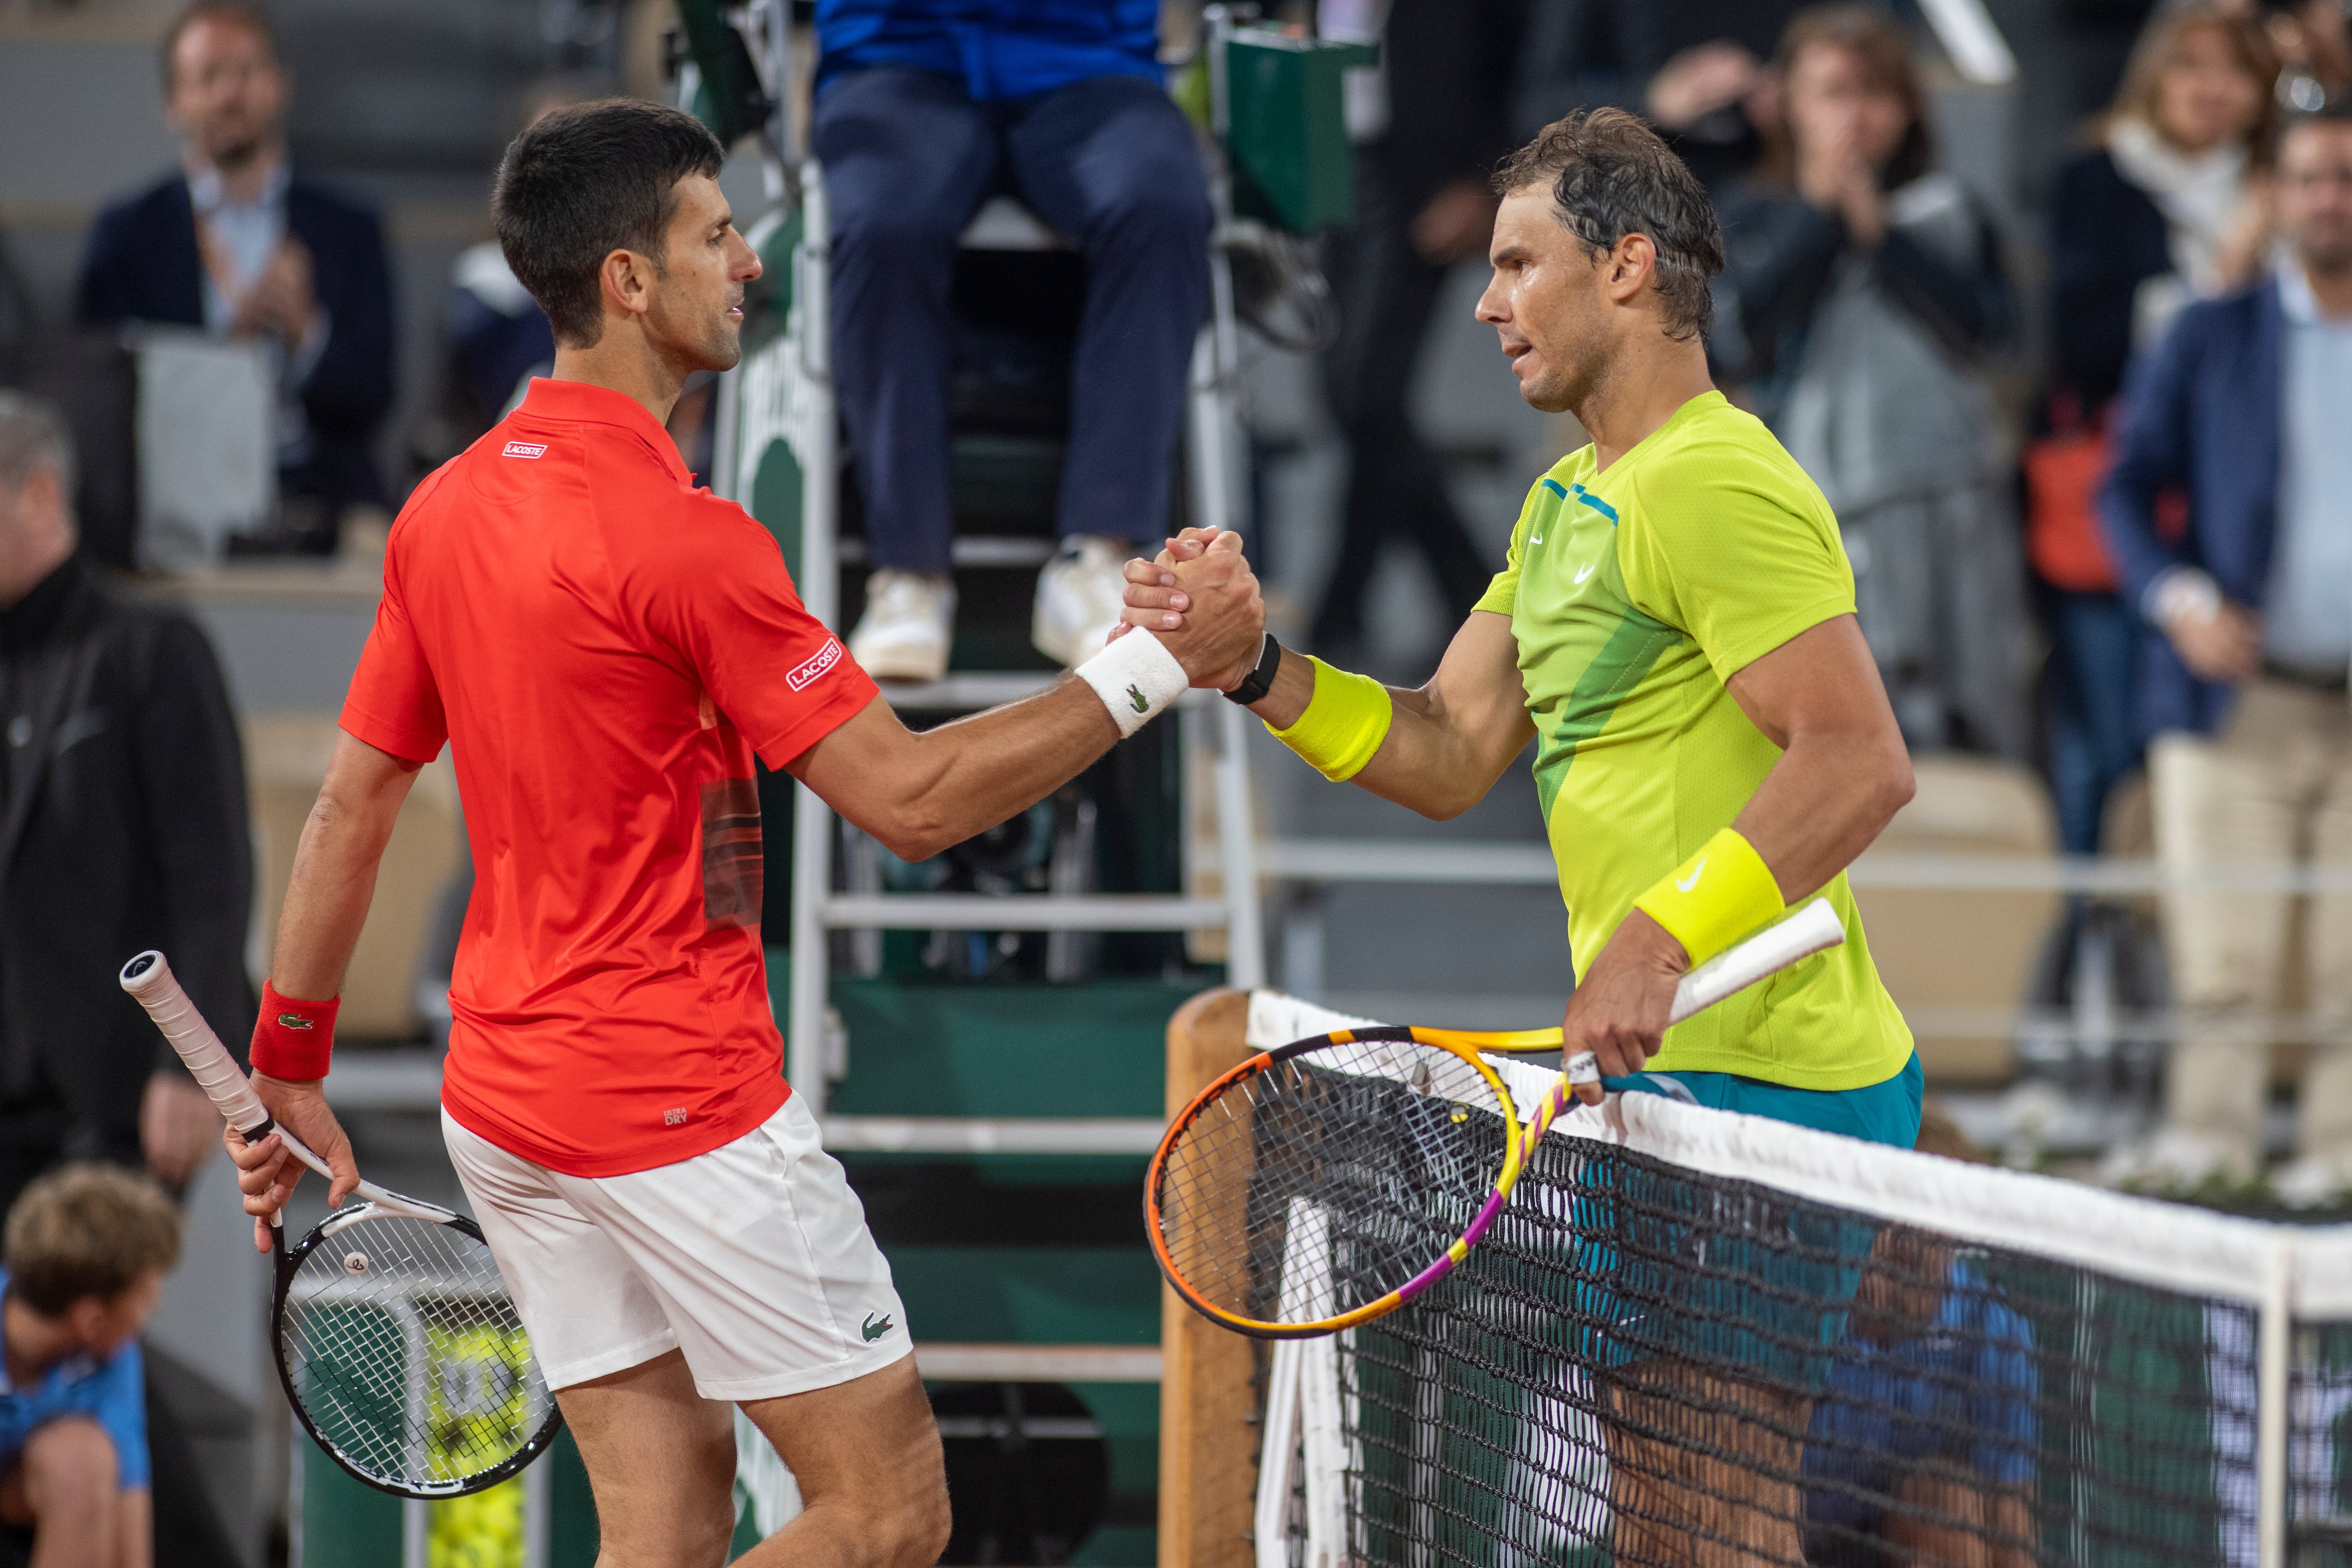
[814,0,1163,102]
[1803,1255,2037,1530]
[0,1272,149,1491]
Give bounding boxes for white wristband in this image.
[1075,629,1190,738]
[2147,566,2221,628]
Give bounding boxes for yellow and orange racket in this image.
[1145,899,1846,1338]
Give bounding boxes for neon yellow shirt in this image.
[1475,391,1912,1090]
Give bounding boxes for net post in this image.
[2260,1234,2293,1568]
[1160,986,1258,1568]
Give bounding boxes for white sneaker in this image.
[2097,1126,2255,1192]
[849,570,954,683]
[2275,1153,2352,1209]
[1033,536,1133,668]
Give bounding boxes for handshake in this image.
[1109,526,1268,694]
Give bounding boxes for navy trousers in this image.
[814,68,1212,573]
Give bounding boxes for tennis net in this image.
[1241,995,2352,1568]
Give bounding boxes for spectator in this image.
[1802,1112,2036,1568]
[0,1166,182,1568]
[1309,0,1525,657]
[2098,102,2352,1200]
[2038,4,2278,856]
[74,0,396,556]
[0,393,251,1225]
[815,0,1213,681]
[1713,6,2030,756]
[1616,0,1814,189]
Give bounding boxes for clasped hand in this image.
[1114,527,1265,691]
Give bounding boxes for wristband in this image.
[1266,657,1392,782]
[251,981,338,1081]
[1075,629,1189,739]
[1632,828,1785,968]
[2147,566,2221,629]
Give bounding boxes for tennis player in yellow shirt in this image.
[1125,108,1920,1566]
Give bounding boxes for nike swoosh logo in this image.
[1676,855,1707,893]
[1574,563,1596,585]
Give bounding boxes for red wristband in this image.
[251,981,338,1081]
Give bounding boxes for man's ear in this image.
[1602,235,1657,306]
[20,466,64,522]
[598,247,653,326]
[65,1296,108,1347]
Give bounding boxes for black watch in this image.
[1224,633,1282,706]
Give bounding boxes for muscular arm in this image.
[1564,614,1912,1084]
[789,686,1121,862]
[271,732,424,999]
[227,731,420,1244]
[1720,614,1915,904]
[803,529,1264,860]
[1240,611,1534,820]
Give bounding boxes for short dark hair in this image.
[160,1,281,93]
[493,99,728,348]
[1492,108,1725,343]
[4,1165,182,1316]
[2282,96,2352,148]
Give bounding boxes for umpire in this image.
[0,392,253,1220]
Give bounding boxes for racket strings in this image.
[281,1213,552,1492]
[1157,1037,1517,1329]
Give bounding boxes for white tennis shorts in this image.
[442,1093,912,1399]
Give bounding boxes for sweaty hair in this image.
[4,1165,183,1316]
[493,99,727,349]
[1492,108,1725,343]
[159,0,281,93]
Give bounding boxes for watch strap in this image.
[1224,633,1282,706]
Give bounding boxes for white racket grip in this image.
[1669,897,1845,1022]
[119,951,274,1137]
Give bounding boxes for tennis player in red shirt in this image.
[222,100,1262,1568]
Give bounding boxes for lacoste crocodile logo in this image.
[1126,685,1149,714]
[1676,856,1708,893]
[861,1312,895,1342]
[278,1014,314,1030]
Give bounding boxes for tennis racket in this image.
[1147,897,1847,1338]
[119,951,563,1499]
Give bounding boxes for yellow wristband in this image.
[1633,828,1785,967]
[1266,657,1393,782]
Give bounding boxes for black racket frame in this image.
[271,1203,566,1501]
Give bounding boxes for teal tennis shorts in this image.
[1565,1052,1923,1385]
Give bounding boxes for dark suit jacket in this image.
[73,172,396,512]
[2097,276,2284,742]
[1371,0,1532,220]
[0,557,254,1164]
[2048,146,2174,414]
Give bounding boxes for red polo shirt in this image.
[341,378,878,1176]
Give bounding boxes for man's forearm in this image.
[1731,727,1910,905]
[271,766,413,1003]
[1247,620,1532,821]
[796,684,1122,864]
